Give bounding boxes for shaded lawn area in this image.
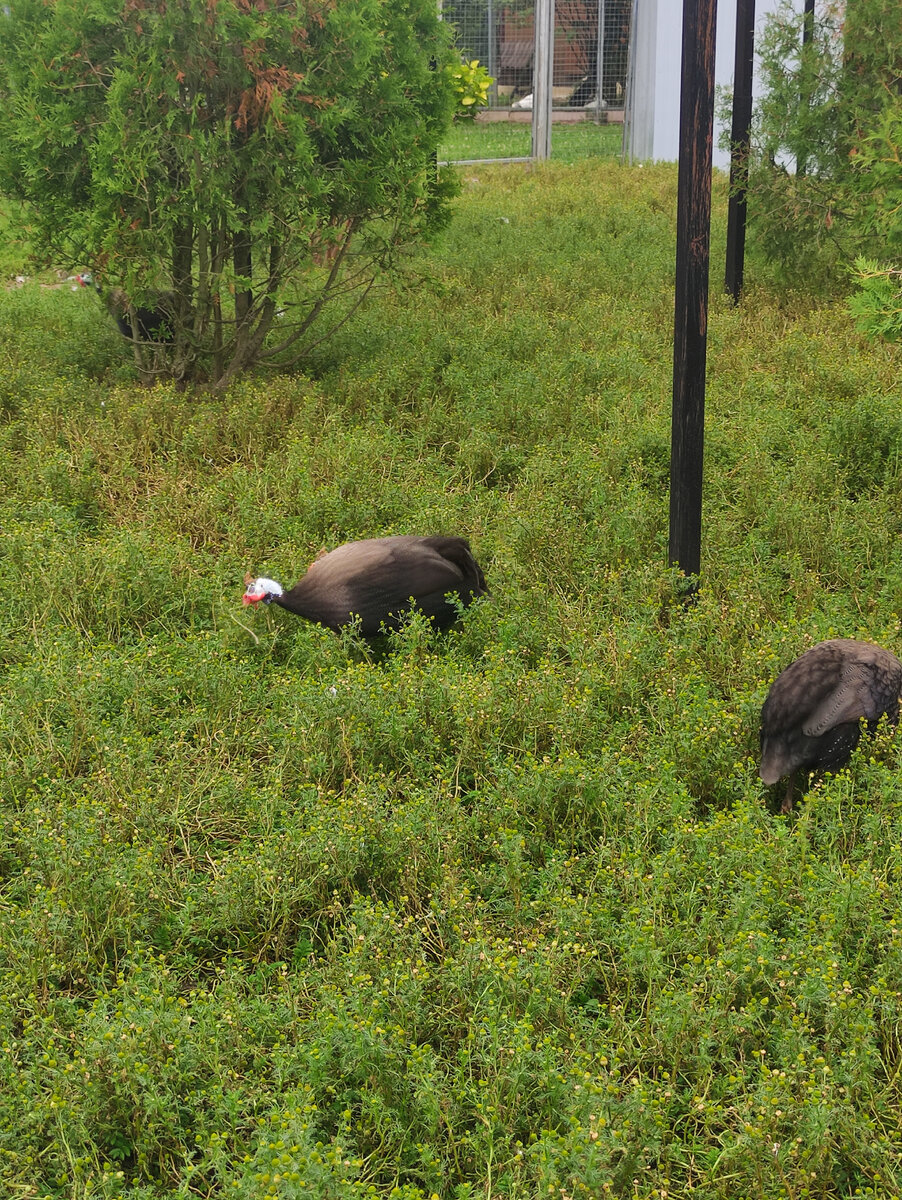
[439,115,623,162]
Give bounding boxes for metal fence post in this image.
[725,0,756,304]
[487,0,498,107]
[797,0,815,175]
[532,0,554,159]
[595,0,606,121]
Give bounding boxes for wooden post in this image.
[802,0,815,46]
[669,0,717,582]
[532,0,554,160]
[725,0,756,305]
[797,0,815,175]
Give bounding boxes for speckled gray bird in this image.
[759,638,902,812]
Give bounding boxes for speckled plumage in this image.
[245,535,488,637]
[759,639,902,810]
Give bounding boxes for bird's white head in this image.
[242,576,284,606]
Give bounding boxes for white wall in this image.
[625,0,803,168]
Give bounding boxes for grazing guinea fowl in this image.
[108,292,175,342]
[242,535,488,637]
[74,273,175,342]
[759,638,902,812]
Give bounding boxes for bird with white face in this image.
[242,535,488,638]
[242,578,284,605]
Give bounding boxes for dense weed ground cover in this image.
[2,161,902,1199]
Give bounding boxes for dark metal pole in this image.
[595,0,606,123]
[669,0,717,582]
[725,0,756,304]
[802,0,815,45]
[797,0,815,176]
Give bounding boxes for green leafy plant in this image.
[744,0,902,283]
[847,105,902,340]
[849,259,902,340]
[446,59,494,121]
[0,0,458,387]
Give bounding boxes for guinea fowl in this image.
[759,638,902,812]
[108,293,175,343]
[74,273,175,342]
[243,535,488,637]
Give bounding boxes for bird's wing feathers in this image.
[761,643,846,733]
[418,536,487,592]
[803,659,901,735]
[762,641,902,737]
[305,538,467,596]
[803,664,882,735]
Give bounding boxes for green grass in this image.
[2,160,902,1199]
[0,196,31,279]
[439,117,623,163]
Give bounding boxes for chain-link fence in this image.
[441,0,632,162]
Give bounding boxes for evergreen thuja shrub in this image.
[848,106,902,342]
[744,0,902,283]
[0,0,458,387]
